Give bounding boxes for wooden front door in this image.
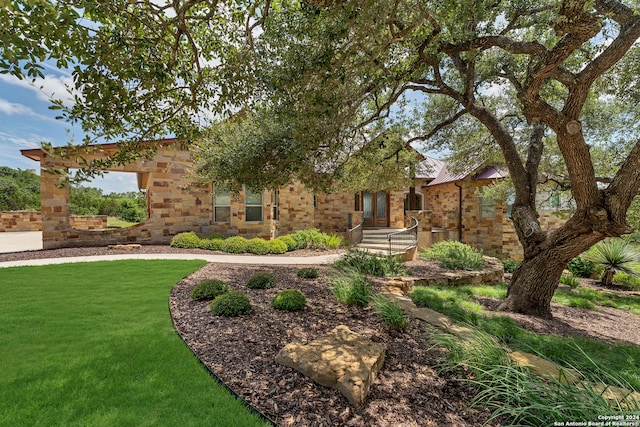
[362,191,389,227]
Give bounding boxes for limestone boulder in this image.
[275,325,385,406]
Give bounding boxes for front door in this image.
[362,191,389,227]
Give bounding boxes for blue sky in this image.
[0,68,139,194]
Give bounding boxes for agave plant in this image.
[584,239,640,287]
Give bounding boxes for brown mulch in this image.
[170,263,493,427]
[4,245,640,425]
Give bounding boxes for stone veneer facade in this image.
[23,140,568,255]
[0,211,42,232]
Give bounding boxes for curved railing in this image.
[348,218,364,247]
[388,216,418,254]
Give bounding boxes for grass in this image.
[411,285,640,391]
[107,216,140,228]
[0,260,269,427]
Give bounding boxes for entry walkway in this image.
[0,252,343,268]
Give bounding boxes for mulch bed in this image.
[170,263,494,426]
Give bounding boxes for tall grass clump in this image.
[332,249,410,276]
[419,241,485,271]
[372,295,408,331]
[329,273,371,307]
[434,330,639,425]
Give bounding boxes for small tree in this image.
[584,239,640,287]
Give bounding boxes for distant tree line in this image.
[0,167,146,223]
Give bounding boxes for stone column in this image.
[40,163,70,249]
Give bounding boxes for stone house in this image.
[19,138,564,259]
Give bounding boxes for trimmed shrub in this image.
[170,232,201,248]
[272,289,307,311]
[210,291,252,317]
[329,273,371,307]
[246,272,276,289]
[291,231,309,250]
[246,238,271,255]
[419,240,485,271]
[198,238,224,251]
[267,239,288,254]
[276,235,298,252]
[325,233,346,248]
[567,257,597,278]
[297,268,319,279]
[220,236,249,254]
[191,279,229,301]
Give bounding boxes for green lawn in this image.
[0,260,269,427]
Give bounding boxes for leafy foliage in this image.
[0,167,40,211]
[567,257,598,279]
[69,186,146,222]
[296,268,319,279]
[220,236,249,254]
[420,241,485,271]
[210,291,252,317]
[191,279,229,301]
[246,238,271,255]
[170,232,202,249]
[272,289,307,311]
[246,272,276,290]
[501,259,520,274]
[329,273,371,307]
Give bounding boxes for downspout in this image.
[454,181,463,243]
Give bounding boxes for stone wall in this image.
[69,215,108,230]
[0,211,42,232]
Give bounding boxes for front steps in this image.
[354,228,415,256]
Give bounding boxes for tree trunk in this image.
[602,268,614,287]
[498,249,568,319]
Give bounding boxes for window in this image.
[479,189,496,219]
[404,192,423,212]
[245,188,263,222]
[214,188,230,222]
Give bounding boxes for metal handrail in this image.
[348,218,364,247]
[388,216,418,254]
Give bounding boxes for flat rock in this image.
[107,244,141,250]
[275,325,385,406]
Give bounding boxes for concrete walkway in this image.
[0,252,343,268]
[0,231,43,253]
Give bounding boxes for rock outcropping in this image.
[275,325,385,406]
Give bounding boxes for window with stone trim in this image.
[214,188,231,222]
[245,188,263,222]
[479,188,496,219]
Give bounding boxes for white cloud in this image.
[0,73,76,107]
[0,130,50,149]
[0,98,55,122]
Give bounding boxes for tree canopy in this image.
[4,0,640,317]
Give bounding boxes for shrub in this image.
[272,289,307,311]
[297,268,319,279]
[246,272,276,289]
[325,233,346,248]
[267,239,288,254]
[332,249,410,277]
[220,236,249,254]
[372,295,408,330]
[276,235,298,252]
[613,272,640,290]
[198,238,224,251]
[170,232,201,248]
[567,257,597,278]
[419,241,485,271]
[584,238,640,287]
[501,258,520,274]
[246,238,271,255]
[191,279,229,301]
[210,291,252,317]
[329,273,371,307]
[291,231,310,249]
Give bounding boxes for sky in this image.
[0,68,139,194]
